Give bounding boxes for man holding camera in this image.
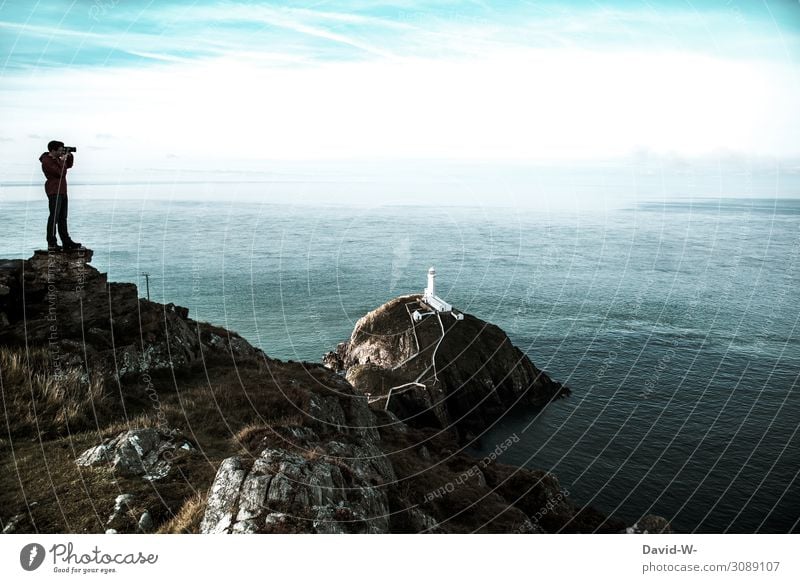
[40,140,82,252]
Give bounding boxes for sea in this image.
[2,189,798,533]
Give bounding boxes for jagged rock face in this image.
[76,428,195,480]
[200,392,396,534]
[201,444,393,534]
[0,249,264,380]
[1,249,120,340]
[327,294,569,437]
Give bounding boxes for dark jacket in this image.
[40,151,74,196]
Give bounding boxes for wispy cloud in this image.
[2,0,796,72]
[242,5,400,59]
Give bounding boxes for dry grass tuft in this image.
[0,346,111,438]
[157,491,208,534]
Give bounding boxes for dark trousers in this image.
[47,193,71,245]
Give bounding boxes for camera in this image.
[63,146,77,153]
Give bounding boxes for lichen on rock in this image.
[76,427,194,480]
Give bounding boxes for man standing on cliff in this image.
[40,140,82,252]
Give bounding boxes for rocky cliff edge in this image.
[0,250,668,534]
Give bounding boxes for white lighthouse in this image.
[425,267,438,301]
[415,266,462,320]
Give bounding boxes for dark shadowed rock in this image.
[0,249,265,381]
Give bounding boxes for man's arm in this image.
[41,153,73,178]
[41,155,62,179]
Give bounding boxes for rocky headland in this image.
[324,294,569,440]
[0,249,670,534]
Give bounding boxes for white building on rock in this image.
[414,267,463,321]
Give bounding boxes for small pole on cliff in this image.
[141,272,150,301]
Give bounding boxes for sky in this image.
[1,0,799,203]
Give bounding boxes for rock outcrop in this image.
[0,249,264,381]
[76,428,195,480]
[201,445,392,534]
[325,294,569,438]
[200,382,396,534]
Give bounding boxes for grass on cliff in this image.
[0,346,111,438]
[0,350,330,534]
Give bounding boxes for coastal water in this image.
[2,193,798,533]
